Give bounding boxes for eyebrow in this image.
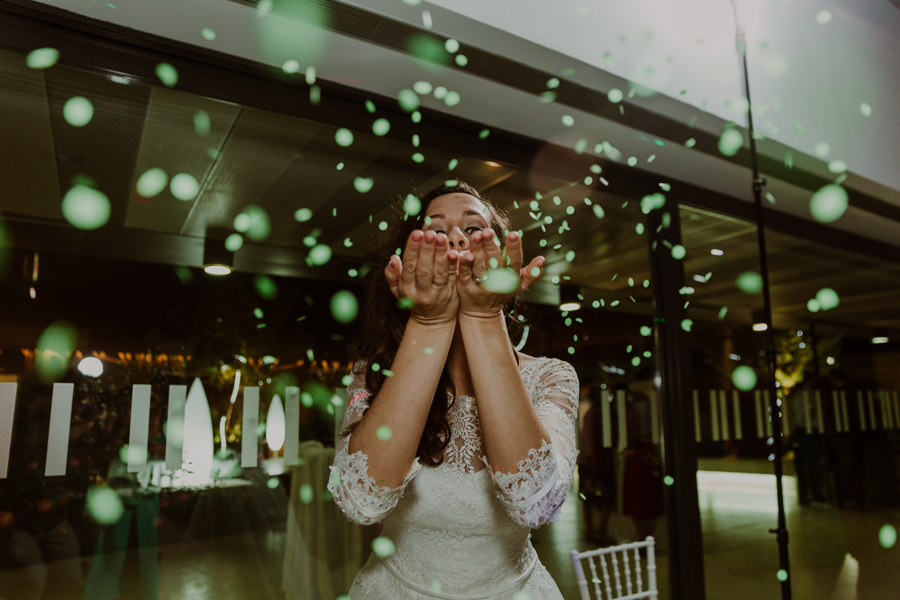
[427,210,486,220]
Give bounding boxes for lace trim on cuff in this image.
[479,438,560,511]
[328,447,422,524]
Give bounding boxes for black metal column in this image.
[646,204,706,600]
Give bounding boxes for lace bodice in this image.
[327,356,579,599]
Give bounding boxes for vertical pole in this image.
[647,202,705,600]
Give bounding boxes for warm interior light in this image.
[203,264,233,275]
[485,161,501,167]
[752,323,768,331]
[872,336,889,344]
[559,302,582,311]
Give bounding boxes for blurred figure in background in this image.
[621,389,663,543]
[577,385,617,546]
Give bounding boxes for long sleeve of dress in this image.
[480,359,580,529]
[327,362,424,525]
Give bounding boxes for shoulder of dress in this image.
[530,357,578,378]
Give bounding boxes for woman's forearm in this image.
[458,314,550,475]
[348,318,456,488]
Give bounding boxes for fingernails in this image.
[509,231,519,241]
[435,234,446,246]
[412,230,423,242]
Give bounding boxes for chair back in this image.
[570,536,658,600]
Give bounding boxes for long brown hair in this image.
[341,181,523,468]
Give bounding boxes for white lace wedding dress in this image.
[327,356,579,600]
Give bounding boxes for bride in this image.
[327,182,579,599]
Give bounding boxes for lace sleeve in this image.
[481,358,579,529]
[327,361,423,525]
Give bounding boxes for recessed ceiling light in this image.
[485,161,501,167]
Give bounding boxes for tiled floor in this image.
[2,463,898,599]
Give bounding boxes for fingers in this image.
[385,255,402,299]
[469,229,487,277]
[447,249,460,288]
[482,228,504,272]
[517,256,546,293]
[400,230,423,289]
[458,250,477,284]
[416,230,436,285]
[433,233,450,286]
[504,230,524,270]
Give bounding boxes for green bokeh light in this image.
[816,288,839,311]
[294,208,313,222]
[372,118,390,136]
[254,275,278,299]
[136,168,169,198]
[607,88,623,103]
[335,128,354,147]
[26,47,59,69]
[807,298,821,313]
[481,268,520,294]
[63,97,94,127]
[404,194,421,216]
[809,184,848,223]
[640,193,666,214]
[398,89,420,112]
[224,234,243,252]
[62,185,111,230]
[201,27,217,41]
[354,178,374,193]
[170,173,200,201]
[86,485,124,526]
[36,321,77,382]
[309,244,332,265]
[732,366,757,391]
[375,426,393,440]
[879,523,897,549]
[406,34,449,69]
[241,205,271,241]
[372,536,396,558]
[330,290,359,323]
[718,128,743,156]
[299,483,314,504]
[155,63,179,87]
[736,271,763,294]
[194,110,211,136]
[413,81,433,95]
[561,115,575,126]
[681,319,692,332]
[663,475,674,486]
[671,245,686,259]
[257,0,330,72]
[593,205,605,219]
[776,569,789,582]
[640,326,652,336]
[444,38,459,53]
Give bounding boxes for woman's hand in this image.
[457,229,544,320]
[385,229,460,326]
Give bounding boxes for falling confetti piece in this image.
[373,537,396,557]
[224,234,243,251]
[424,347,434,354]
[294,208,312,222]
[330,290,359,323]
[404,194,422,216]
[815,10,832,24]
[664,476,674,486]
[635,223,645,235]
[718,129,743,156]
[201,27,216,41]
[412,153,425,163]
[765,192,777,204]
[879,524,897,549]
[807,298,821,313]
[282,60,300,74]
[827,160,847,174]
[671,245,686,259]
[305,66,316,85]
[335,128,354,147]
[155,63,178,87]
[444,91,461,106]
[86,485,124,525]
[63,97,94,127]
[659,183,671,191]
[267,477,279,489]
[809,184,848,223]
[300,483,314,503]
[170,173,200,201]
[681,319,692,332]
[718,307,728,319]
[640,193,666,214]
[365,100,376,113]
[376,426,393,440]
[413,81,433,95]
[254,275,278,299]
[814,142,830,157]
[35,321,77,381]
[685,138,696,148]
[309,244,332,265]
[62,185,111,230]
[607,88,623,103]
[354,177,374,193]
[776,569,789,582]
[444,38,459,53]
[816,288,839,310]
[398,89,420,112]
[194,110,211,136]
[136,168,168,198]
[26,47,59,69]
[371,118,391,136]
[481,268,520,294]
[627,157,637,166]
[561,115,574,126]
[454,55,468,67]
[397,297,415,310]
[479,129,490,139]
[732,366,757,391]
[736,271,763,294]
[860,103,872,117]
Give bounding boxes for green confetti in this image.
[809,184,848,223]
[267,477,279,489]
[194,110,211,136]
[309,244,332,265]
[404,194,422,216]
[335,128,354,147]
[561,115,575,126]
[776,570,789,582]
[309,85,320,105]
[354,177,374,193]
[423,347,434,354]
[411,111,421,123]
[592,205,605,219]
[444,38,459,53]
[568,347,575,355]
[671,245,686,259]
[718,129,743,156]
[718,306,728,320]
[627,157,638,166]
[26,47,59,69]
[62,185,110,230]
[155,63,179,87]
[412,153,425,163]
[607,88,623,103]
[530,266,541,277]
[86,485,124,525]
[299,483,314,504]
[685,138,696,148]
[372,537,396,558]
[413,81,433,95]
[663,476,674,486]
[330,290,359,323]
[732,365,757,391]
[565,251,575,262]
[454,55,468,67]
[827,160,848,174]
[224,234,243,251]
[397,89,420,112]
[640,326,651,336]
[816,288,839,311]
[631,357,641,367]
[365,100,376,113]
[236,205,270,240]
[879,524,897,549]
[736,271,763,294]
[170,173,200,201]
[254,308,264,319]
[63,97,94,127]
[448,158,458,170]
[636,223,645,235]
[282,60,300,74]
[546,77,560,89]
[376,426,393,440]
[807,298,821,313]
[254,275,278,299]
[35,321,77,382]
[397,297,415,310]
[480,268,520,294]
[860,103,872,117]
[479,129,490,139]
[372,118,390,136]
[135,168,168,198]
[201,27,216,41]
[294,208,313,222]
[681,319,693,332]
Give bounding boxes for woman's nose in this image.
[448,229,468,251]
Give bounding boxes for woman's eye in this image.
[466,227,483,234]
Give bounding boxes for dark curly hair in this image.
[341,181,523,468]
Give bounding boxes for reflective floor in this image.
[1,460,898,599]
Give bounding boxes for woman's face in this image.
[421,193,491,257]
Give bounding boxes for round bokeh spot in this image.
[671,245,686,260]
[354,178,374,193]
[26,47,59,69]
[224,234,243,252]
[879,523,897,549]
[810,184,848,223]
[776,569,789,582]
[62,185,111,230]
[718,128,743,157]
[309,244,332,265]
[372,118,390,136]
[732,365,757,391]
[372,537,396,558]
[480,268,520,294]
[375,426,393,441]
[170,173,200,201]
[294,208,313,222]
[736,271,763,294]
[807,298,821,313]
[86,485,124,525]
[63,97,94,127]
[254,275,278,299]
[397,89,420,112]
[335,128,354,147]
[607,88,624,103]
[663,476,674,486]
[330,290,359,323]
[35,321,77,382]
[155,63,179,87]
[136,168,168,198]
[816,288,840,311]
[404,194,421,216]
